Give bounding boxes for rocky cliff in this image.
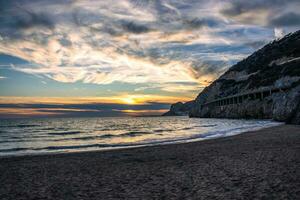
[164,30,300,124]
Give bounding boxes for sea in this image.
[0,116,282,156]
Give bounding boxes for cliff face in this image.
[164,30,300,124]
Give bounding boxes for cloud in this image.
[121,21,151,34]
[0,0,67,39]
[220,0,297,16]
[220,0,300,27]
[243,41,267,49]
[11,11,54,30]
[183,18,222,29]
[134,81,206,93]
[270,13,300,27]
[0,0,299,96]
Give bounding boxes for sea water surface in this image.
[0,116,282,156]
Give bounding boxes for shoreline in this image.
[0,120,283,159]
[0,125,299,199]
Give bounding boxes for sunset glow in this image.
[121,97,137,105]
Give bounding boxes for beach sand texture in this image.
[0,125,299,200]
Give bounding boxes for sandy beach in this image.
[0,125,299,200]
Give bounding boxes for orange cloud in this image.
[0,108,99,116]
[0,95,192,105]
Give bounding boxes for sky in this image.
[0,0,299,118]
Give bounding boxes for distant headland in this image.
[164,30,300,124]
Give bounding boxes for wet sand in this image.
[0,125,299,200]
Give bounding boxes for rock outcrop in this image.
[162,101,194,116]
[164,30,300,124]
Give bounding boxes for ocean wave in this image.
[181,127,193,130]
[0,147,30,152]
[0,140,189,153]
[0,117,281,156]
[153,129,174,133]
[41,127,56,131]
[99,134,115,138]
[41,142,158,151]
[45,144,102,150]
[48,131,82,135]
[120,131,152,137]
[0,144,111,152]
[70,134,115,141]
[0,124,39,128]
[195,124,217,128]
[51,132,152,142]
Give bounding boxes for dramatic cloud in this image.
[220,0,300,27]
[0,0,299,96]
[270,13,300,27]
[121,21,151,34]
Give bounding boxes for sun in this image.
[122,97,137,105]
